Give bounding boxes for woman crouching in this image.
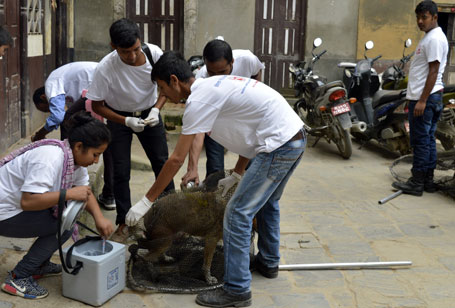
[0,111,114,299]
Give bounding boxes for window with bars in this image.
[27,0,42,34]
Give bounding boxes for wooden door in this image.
[0,0,21,152]
[126,0,183,52]
[254,0,307,93]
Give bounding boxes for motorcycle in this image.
[436,94,455,150]
[290,38,353,159]
[338,41,410,155]
[381,39,414,90]
[187,55,204,76]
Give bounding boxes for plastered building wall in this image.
[304,0,359,81]
[184,0,255,57]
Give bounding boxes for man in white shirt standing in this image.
[125,51,306,307]
[393,1,448,196]
[182,39,265,187]
[87,19,174,241]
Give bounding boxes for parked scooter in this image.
[436,95,455,150]
[187,55,204,76]
[338,41,410,155]
[381,39,414,90]
[290,38,353,159]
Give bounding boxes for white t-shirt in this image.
[45,61,97,102]
[407,27,448,100]
[196,49,265,79]
[0,146,88,221]
[182,76,304,159]
[86,43,162,112]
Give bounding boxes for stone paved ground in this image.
[0,126,454,307]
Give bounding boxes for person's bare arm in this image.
[20,186,92,211]
[145,134,196,201]
[414,61,440,117]
[84,192,114,238]
[91,100,126,125]
[233,155,250,175]
[153,93,167,110]
[181,133,205,186]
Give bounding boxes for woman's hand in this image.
[94,216,114,238]
[66,186,91,202]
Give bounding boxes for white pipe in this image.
[279,261,412,270]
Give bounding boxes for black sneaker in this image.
[32,261,62,279]
[196,288,252,307]
[98,194,116,210]
[1,272,49,299]
[250,255,278,279]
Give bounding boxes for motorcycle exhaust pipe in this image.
[350,121,367,133]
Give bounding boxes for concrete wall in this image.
[73,0,125,62]
[305,0,359,82]
[183,0,255,58]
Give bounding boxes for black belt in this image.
[107,106,152,118]
[289,130,305,142]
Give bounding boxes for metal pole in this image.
[378,190,403,204]
[279,261,412,271]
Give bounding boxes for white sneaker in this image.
[98,194,116,210]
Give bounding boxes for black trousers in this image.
[0,210,71,278]
[107,115,174,225]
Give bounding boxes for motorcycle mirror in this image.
[365,41,374,50]
[313,37,322,49]
[405,38,412,48]
[289,63,296,73]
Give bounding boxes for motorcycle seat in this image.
[319,80,345,95]
[444,84,455,93]
[373,89,405,108]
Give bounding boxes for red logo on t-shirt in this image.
[416,47,421,55]
[229,76,245,81]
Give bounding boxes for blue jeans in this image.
[408,92,443,172]
[223,132,306,294]
[204,135,225,177]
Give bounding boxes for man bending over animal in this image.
[125,51,306,308]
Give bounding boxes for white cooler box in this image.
[62,239,126,306]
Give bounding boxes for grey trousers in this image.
[0,209,71,278]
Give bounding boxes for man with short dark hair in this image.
[0,26,12,57]
[181,39,265,187]
[87,18,174,241]
[126,51,306,307]
[393,0,448,196]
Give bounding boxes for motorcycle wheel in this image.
[435,131,455,151]
[293,99,308,122]
[334,123,353,159]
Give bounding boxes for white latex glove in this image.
[125,116,145,132]
[218,171,242,197]
[126,196,154,226]
[144,107,160,127]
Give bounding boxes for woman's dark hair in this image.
[151,51,193,84]
[64,111,111,149]
[203,39,233,64]
[32,86,46,106]
[0,26,12,46]
[109,18,141,48]
[416,1,438,16]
